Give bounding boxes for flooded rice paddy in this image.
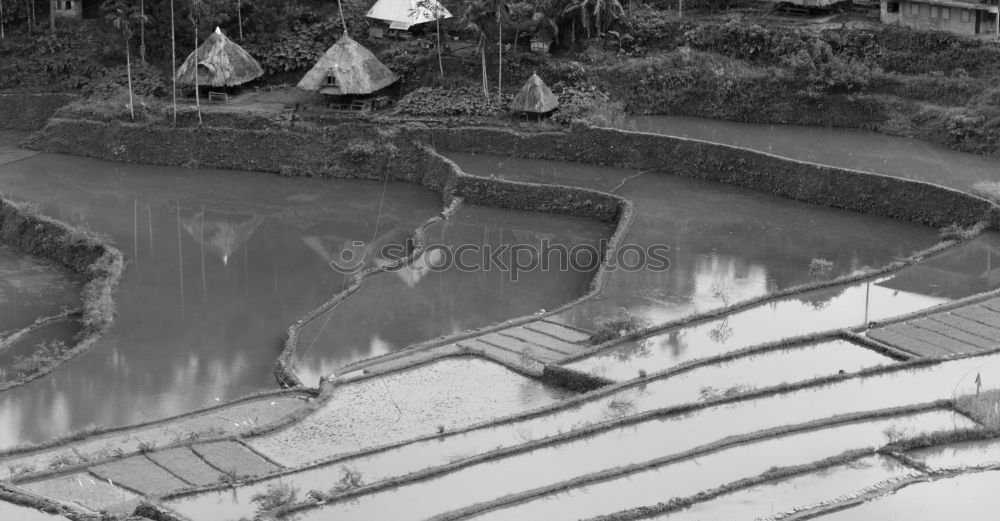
[0,146,604,446]
[909,437,1000,471]
[471,427,926,521]
[568,233,1000,380]
[291,206,609,384]
[446,153,941,330]
[0,244,81,336]
[815,470,1000,521]
[653,455,912,521]
[209,352,994,521]
[4,117,1000,521]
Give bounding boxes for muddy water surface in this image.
[292,204,609,384]
[815,470,1000,521]
[446,153,939,330]
[620,116,1000,191]
[569,234,1000,380]
[0,149,603,447]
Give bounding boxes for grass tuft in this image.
[251,482,299,513]
[955,389,1000,429]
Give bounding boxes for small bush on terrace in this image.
[251,482,299,512]
[591,308,649,344]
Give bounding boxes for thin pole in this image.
[200,207,206,302]
[133,196,139,264]
[237,0,242,39]
[337,0,347,33]
[140,0,145,62]
[171,0,177,124]
[147,203,154,256]
[176,203,185,318]
[1,0,5,39]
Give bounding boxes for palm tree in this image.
[491,0,512,99]
[170,0,177,124]
[188,0,205,124]
[414,0,448,78]
[461,0,492,100]
[139,0,145,62]
[103,0,147,121]
[562,0,627,39]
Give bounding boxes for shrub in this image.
[808,258,834,277]
[251,482,299,512]
[551,86,625,127]
[590,308,649,344]
[395,87,506,118]
[84,62,170,98]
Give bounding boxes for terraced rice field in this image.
[4,123,1000,521]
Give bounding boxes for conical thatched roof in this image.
[175,27,263,87]
[297,34,398,95]
[509,73,559,114]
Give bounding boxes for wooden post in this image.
[1,0,5,39]
[237,0,242,39]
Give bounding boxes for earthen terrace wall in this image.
[0,93,78,130]
[422,125,998,229]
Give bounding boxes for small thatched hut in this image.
[509,73,559,115]
[297,34,398,98]
[175,27,264,88]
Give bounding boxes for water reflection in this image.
[293,205,610,383]
[571,234,1000,380]
[0,152,444,446]
[445,152,939,329]
[179,210,265,267]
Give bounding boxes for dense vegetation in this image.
[1,0,999,156]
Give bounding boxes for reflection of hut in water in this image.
[297,34,398,112]
[877,239,1000,299]
[509,73,559,119]
[180,210,265,266]
[300,224,413,273]
[175,27,264,101]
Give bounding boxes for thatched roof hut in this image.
[509,73,559,114]
[297,34,398,96]
[175,27,263,87]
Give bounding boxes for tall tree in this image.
[492,0,510,99]
[414,0,447,78]
[139,0,145,62]
[103,0,147,121]
[170,0,177,123]
[562,0,627,38]
[461,0,492,100]
[189,0,205,124]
